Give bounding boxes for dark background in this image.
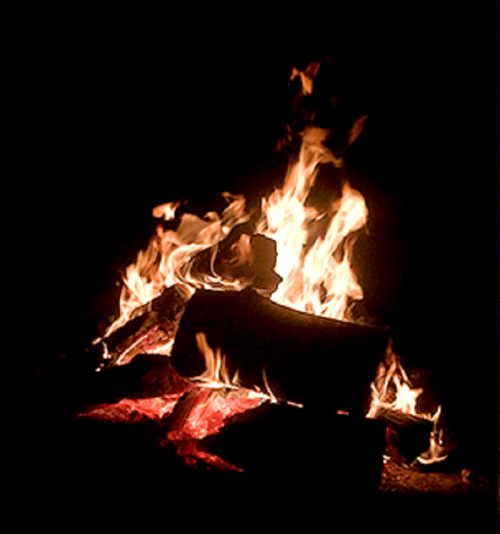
[9,6,497,474]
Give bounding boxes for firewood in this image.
[371,406,433,464]
[83,354,191,405]
[203,402,386,502]
[371,406,433,430]
[170,288,389,416]
[90,284,189,367]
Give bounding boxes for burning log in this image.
[371,406,434,465]
[170,288,389,416]
[90,285,189,368]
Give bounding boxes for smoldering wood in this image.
[90,285,189,368]
[170,288,390,416]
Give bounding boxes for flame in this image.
[257,136,368,319]
[102,142,367,338]
[83,60,451,475]
[98,60,370,341]
[289,60,322,95]
[103,194,252,337]
[367,343,449,464]
[151,201,180,221]
[165,333,282,447]
[367,341,441,424]
[191,332,284,405]
[194,332,240,389]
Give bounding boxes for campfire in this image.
[78,57,450,495]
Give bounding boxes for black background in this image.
[8,6,497,473]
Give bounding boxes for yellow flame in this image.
[102,67,368,336]
[194,332,240,389]
[192,333,296,407]
[367,342,440,422]
[257,137,368,319]
[103,140,367,338]
[103,194,252,337]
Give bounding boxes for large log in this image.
[170,289,390,416]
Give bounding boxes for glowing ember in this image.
[162,333,288,470]
[78,396,182,424]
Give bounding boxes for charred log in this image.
[170,288,389,416]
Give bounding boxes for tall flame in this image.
[257,133,368,319]
[103,142,367,338]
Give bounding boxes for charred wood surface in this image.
[170,289,389,415]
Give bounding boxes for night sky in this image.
[11,7,497,472]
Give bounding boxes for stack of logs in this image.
[80,284,438,517]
